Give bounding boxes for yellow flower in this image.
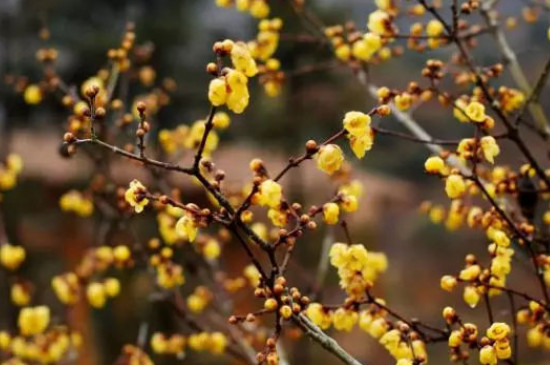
[86,282,107,308]
[124,180,149,213]
[492,229,510,247]
[463,286,480,308]
[426,20,444,36]
[316,144,344,174]
[332,308,358,332]
[335,44,351,61]
[249,0,269,18]
[24,84,42,105]
[258,179,283,208]
[368,317,389,338]
[236,0,250,11]
[480,136,500,164]
[339,180,363,199]
[231,42,258,77]
[340,195,358,212]
[264,298,278,311]
[11,283,30,306]
[187,286,212,313]
[343,111,371,137]
[445,174,466,199]
[487,322,511,341]
[323,203,340,225]
[208,78,227,106]
[213,111,231,130]
[495,340,512,359]
[243,264,261,287]
[267,208,288,227]
[0,244,26,271]
[453,99,470,122]
[104,278,121,297]
[0,331,10,350]
[305,303,331,329]
[52,273,79,305]
[59,190,94,217]
[440,275,457,291]
[527,327,543,347]
[151,333,168,354]
[479,345,497,365]
[6,154,23,174]
[175,212,198,242]
[113,245,131,262]
[226,70,250,114]
[459,264,481,281]
[0,169,17,190]
[465,101,486,122]
[203,239,221,260]
[424,156,445,174]
[279,305,292,319]
[156,263,185,289]
[367,10,390,35]
[18,306,50,336]
[352,33,382,61]
[394,92,412,111]
[349,132,374,159]
[448,330,462,347]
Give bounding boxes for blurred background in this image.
[0,0,549,364]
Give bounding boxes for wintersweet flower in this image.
[323,203,340,225]
[18,306,50,336]
[230,41,258,77]
[258,179,283,208]
[479,345,497,365]
[125,180,149,213]
[487,322,511,341]
[445,175,466,199]
[316,144,344,174]
[480,136,500,163]
[226,69,250,114]
[424,156,445,174]
[208,78,227,106]
[367,10,390,35]
[0,243,26,271]
[23,84,42,105]
[465,101,486,122]
[175,212,199,242]
[343,111,371,137]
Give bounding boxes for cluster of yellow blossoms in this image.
[216,0,270,19]
[59,190,94,217]
[311,110,381,177]
[187,286,213,314]
[0,154,23,195]
[150,333,186,357]
[0,306,81,364]
[187,332,228,355]
[329,243,387,299]
[325,25,384,63]
[441,238,513,309]
[158,112,228,155]
[479,323,513,364]
[85,278,121,308]
[306,299,428,365]
[517,301,550,350]
[51,245,130,306]
[208,40,256,114]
